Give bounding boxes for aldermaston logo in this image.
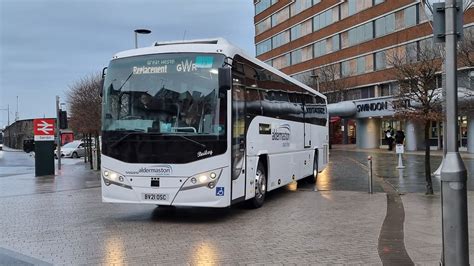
[197,150,213,158]
[272,124,291,141]
[124,165,172,176]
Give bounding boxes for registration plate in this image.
[143,193,169,201]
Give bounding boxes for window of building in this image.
[301,45,313,62]
[375,13,395,37]
[272,30,290,49]
[345,88,362,100]
[332,34,340,52]
[356,57,366,74]
[314,39,327,58]
[375,51,386,70]
[290,24,302,41]
[374,0,384,5]
[256,17,271,35]
[271,7,290,26]
[256,39,272,56]
[380,83,390,96]
[290,0,312,16]
[255,0,271,15]
[273,54,291,69]
[264,59,273,67]
[360,86,375,99]
[406,42,418,63]
[313,10,334,32]
[348,22,373,46]
[291,49,302,65]
[404,5,417,28]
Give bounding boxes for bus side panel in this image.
[311,125,329,171]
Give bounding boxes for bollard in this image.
[395,144,405,169]
[368,156,373,194]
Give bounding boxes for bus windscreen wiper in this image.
[110,130,147,148]
[110,131,206,149]
[173,134,207,149]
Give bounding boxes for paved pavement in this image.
[403,192,474,265]
[0,147,473,264]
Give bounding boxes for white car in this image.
[55,141,86,158]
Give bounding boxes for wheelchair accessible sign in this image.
[216,187,225,196]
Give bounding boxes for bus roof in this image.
[112,38,326,100]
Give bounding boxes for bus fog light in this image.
[118,176,124,182]
[208,182,215,189]
[103,171,109,177]
[191,177,197,184]
[210,172,216,179]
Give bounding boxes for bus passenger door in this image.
[231,83,246,202]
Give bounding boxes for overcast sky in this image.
[0,0,255,128]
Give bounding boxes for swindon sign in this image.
[33,119,55,141]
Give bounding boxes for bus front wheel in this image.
[306,151,318,184]
[250,161,266,208]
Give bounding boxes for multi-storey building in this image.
[254,0,474,153]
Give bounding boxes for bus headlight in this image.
[181,168,223,191]
[102,169,132,189]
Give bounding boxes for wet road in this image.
[336,149,474,193]
[0,150,100,197]
[0,148,472,264]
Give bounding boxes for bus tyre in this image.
[250,161,267,208]
[307,152,318,184]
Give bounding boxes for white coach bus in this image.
[101,38,329,208]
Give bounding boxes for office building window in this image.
[273,54,291,69]
[291,24,302,41]
[272,30,290,49]
[332,34,340,51]
[301,45,313,62]
[348,22,373,46]
[256,17,271,35]
[375,13,395,37]
[256,39,272,56]
[271,7,290,26]
[264,59,273,67]
[313,10,334,31]
[291,49,302,65]
[357,57,366,74]
[404,5,417,27]
[290,0,312,16]
[255,0,278,15]
[314,39,327,58]
[375,51,386,70]
[374,0,384,5]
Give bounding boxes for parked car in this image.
[55,140,86,158]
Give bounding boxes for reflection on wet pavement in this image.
[0,150,100,197]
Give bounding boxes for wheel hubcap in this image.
[255,170,266,199]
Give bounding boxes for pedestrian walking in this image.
[385,126,395,151]
[395,129,405,145]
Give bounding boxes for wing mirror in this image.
[218,67,232,91]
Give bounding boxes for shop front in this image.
[327,96,474,153]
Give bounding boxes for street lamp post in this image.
[134,29,152,49]
[440,0,469,265]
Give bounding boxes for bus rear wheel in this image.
[250,161,266,208]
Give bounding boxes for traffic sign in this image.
[34,119,55,141]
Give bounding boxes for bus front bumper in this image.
[101,167,231,208]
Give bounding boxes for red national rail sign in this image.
[33,118,55,141]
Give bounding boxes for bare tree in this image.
[307,64,349,103]
[67,74,102,169]
[388,43,443,195]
